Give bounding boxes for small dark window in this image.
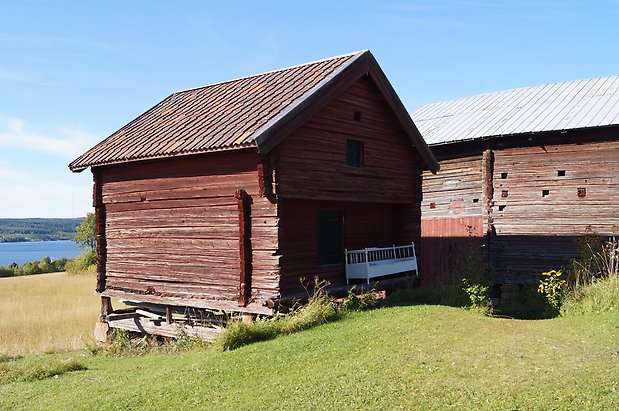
[346,139,364,168]
[500,172,508,179]
[542,189,550,197]
[498,205,506,211]
[353,111,362,122]
[577,187,586,198]
[558,170,566,177]
[317,211,342,265]
[501,190,509,198]
[472,198,479,203]
[430,202,437,209]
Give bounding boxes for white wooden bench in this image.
[345,243,419,284]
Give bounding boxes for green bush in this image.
[65,250,97,274]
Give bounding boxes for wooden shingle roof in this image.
[70,50,438,172]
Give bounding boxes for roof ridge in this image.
[174,50,368,95]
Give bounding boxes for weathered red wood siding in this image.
[421,155,484,283]
[96,150,279,309]
[275,76,421,204]
[274,76,423,289]
[278,200,416,292]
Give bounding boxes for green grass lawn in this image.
[2,304,618,410]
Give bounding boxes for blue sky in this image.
[1,0,618,217]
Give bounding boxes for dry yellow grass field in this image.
[0,272,100,355]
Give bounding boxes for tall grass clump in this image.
[218,278,340,351]
[553,236,619,316]
[561,275,619,316]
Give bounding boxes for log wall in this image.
[96,150,280,309]
[420,155,484,283]
[273,75,424,291]
[491,139,619,282]
[421,137,619,284]
[275,75,420,204]
[278,200,420,292]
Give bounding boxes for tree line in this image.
[0,214,96,277]
[0,218,81,242]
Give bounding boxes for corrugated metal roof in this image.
[69,52,361,171]
[411,75,619,145]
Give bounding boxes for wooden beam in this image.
[108,317,222,341]
[93,167,107,293]
[101,289,274,315]
[235,189,253,307]
[99,296,113,321]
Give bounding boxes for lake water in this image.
[0,240,82,266]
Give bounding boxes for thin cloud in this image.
[0,162,92,218]
[0,116,98,157]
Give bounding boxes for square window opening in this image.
[346,139,364,168]
[472,198,479,203]
[542,189,550,197]
[501,190,509,198]
[430,202,437,209]
[577,187,586,198]
[353,111,362,122]
[498,205,506,211]
[558,170,566,177]
[500,172,508,179]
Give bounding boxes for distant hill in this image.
[0,218,82,242]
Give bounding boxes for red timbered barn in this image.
[70,50,438,337]
[412,75,619,287]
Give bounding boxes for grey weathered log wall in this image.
[421,137,619,284]
[490,139,619,282]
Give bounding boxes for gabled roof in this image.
[412,75,619,146]
[70,50,438,173]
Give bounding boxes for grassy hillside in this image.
[0,272,100,355]
[0,218,81,242]
[1,304,618,410]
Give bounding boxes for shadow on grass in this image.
[382,283,557,320]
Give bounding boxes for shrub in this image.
[65,250,97,274]
[339,289,381,312]
[538,269,568,314]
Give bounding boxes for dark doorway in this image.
[317,210,343,265]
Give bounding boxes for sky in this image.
[1,0,618,218]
